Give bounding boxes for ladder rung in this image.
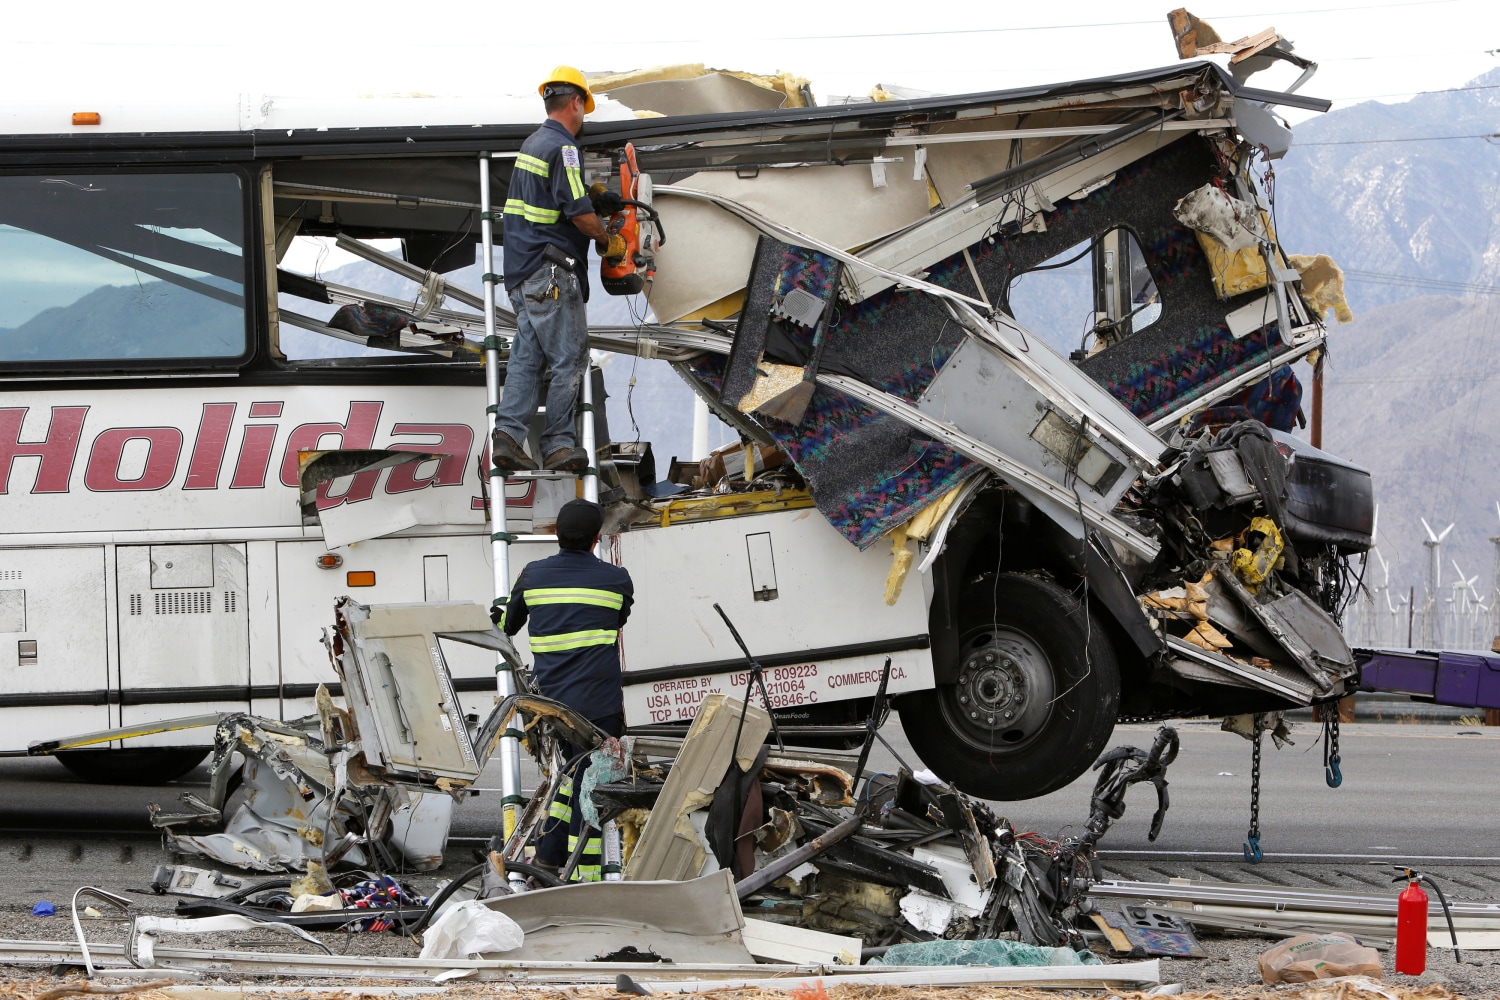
[502,534,558,543]
[502,469,589,481]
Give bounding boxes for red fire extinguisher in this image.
[1395,872,1429,974]
[1394,866,1463,977]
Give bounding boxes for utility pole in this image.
[1310,352,1324,449]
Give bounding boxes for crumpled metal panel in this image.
[480,870,756,964]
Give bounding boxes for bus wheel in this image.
[56,748,209,785]
[899,572,1119,800]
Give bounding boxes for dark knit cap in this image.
[557,499,604,549]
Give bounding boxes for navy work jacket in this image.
[503,548,634,720]
[503,119,595,300]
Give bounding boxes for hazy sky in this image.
[5,0,1496,124]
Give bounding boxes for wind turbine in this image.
[1421,518,1454,646]
[1372,547,1393,645]
[1421,518,1455,594]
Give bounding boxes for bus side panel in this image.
[275,534,539,723]
[0,546,111,749]
[614,508,935,727]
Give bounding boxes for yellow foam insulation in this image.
[1231,516,1286,594]
[1197,208,1276,299]
[1146,570,1234,653]
[883,487,964,605]
[675,289,747,324]
[589,64,811,108]
[736,361,808,414]
[1288,253,1354,324]
[1185,618,1234,652]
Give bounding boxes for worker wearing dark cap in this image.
[501,499,633,880]
[492,66,628,475]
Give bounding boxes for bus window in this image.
[276,235,409,361]
[1005,227,1161,359]
[0,172,248,367]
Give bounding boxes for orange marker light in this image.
[346,571,376,587]
[72,112,102,126]
[316,553,344,569]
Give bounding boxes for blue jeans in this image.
[494,264,589,457]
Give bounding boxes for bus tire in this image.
[899,572,1119,800]
[56,748,209,785]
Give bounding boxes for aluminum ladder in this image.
[477,151,621,882]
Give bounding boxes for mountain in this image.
[1271,71,1500,599]
[0,279,244,362]
[1275,69,1500,310]
[1317,295,1500,596]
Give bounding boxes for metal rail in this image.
[1090,880,1500,918]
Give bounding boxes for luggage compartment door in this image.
[117,543,250,737]
[0,547,109,748]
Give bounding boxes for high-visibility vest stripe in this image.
[529,628,619,653]
[563,156,586,200]
[515,153,551,178]
[504,198,561,224]
[523,587,625,610]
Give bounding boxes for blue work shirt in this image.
[503,119,595,301]
[503,548,634,720]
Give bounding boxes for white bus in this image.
[1,65,1370,799]
[0,102,556,782]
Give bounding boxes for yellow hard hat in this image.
[539,66,595,114]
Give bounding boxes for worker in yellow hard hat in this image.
[492,66,626,473]
[538,65,595,114]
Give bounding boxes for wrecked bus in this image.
[0,58,1371,799]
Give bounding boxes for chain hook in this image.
[1323,708,1343,788]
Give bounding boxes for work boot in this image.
[491,430,538,473]
[544,446,589,473]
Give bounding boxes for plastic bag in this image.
[1259,932,1383,984]
[418,900,524,960]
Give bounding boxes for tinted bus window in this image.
[0,172,247,366]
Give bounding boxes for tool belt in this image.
[541,243,580,274]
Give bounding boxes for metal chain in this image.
[1243,728,1263,864]
[1323,709,1343,788]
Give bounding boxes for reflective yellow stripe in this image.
[567,836,604,853]
[504,198,561,224]
[548,801,571,820]
[529,628,619,653]
[562,148,587,200]
[523,587,625,610]
[573,864,602,882]
[516,153,551,178]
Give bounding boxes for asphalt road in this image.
[2,717,1494,862]
[3,717,1497,994]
